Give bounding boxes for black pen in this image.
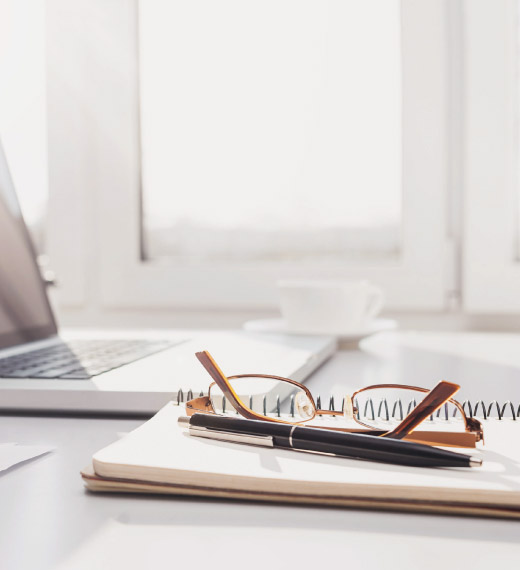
[178,413,482,469]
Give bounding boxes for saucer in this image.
[243,318,398,345]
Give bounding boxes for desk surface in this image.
[1,331,519,569]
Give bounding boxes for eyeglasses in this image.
[186,351,484,448]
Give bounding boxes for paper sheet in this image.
[0,442,53,473]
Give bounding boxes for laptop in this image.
[0,140,336,415]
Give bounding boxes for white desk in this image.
[1,331,519,569]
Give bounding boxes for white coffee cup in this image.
[277,279,384,334]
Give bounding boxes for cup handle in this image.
[364,285,384,321]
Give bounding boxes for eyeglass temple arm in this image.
[195,350,233,394]
[195,350,256,419]
[385,381,461,440]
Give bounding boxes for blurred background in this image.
[0,0,518,331]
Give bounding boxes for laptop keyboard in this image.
[0,339,179,379]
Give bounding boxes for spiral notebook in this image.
[82,396,520,519]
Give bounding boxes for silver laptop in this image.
[0,140,335,415]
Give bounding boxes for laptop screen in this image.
[0,140,57,350]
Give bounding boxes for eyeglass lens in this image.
[352,387,465,429]
[209,376,315,421]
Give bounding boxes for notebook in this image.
[82,400,520,519]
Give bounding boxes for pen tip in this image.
[469,457,482,467]
[178,416,190,428]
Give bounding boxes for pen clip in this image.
[188,426,274,448]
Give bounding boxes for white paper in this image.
[0,442,53,473]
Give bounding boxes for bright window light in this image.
[139,0,402,262]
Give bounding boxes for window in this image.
[46,0,450,312]
[463,0,520,313]
[140,0,402,264]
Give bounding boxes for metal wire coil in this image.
[175,389,519,420]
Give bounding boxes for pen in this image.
[178,413,482,468]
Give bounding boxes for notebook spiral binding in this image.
[173,389,519,421]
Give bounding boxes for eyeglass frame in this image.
[186,351,484,448]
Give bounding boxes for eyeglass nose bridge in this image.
[342,395,357,420]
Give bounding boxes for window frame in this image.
[47,0,452,312]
